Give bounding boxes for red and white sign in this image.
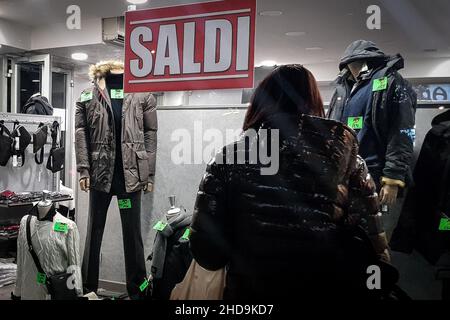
[124,0,256,93]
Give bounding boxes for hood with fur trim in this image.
[89,60,124,80]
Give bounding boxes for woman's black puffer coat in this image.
[190,114,388,300]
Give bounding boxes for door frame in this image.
[52,66,75,190]
[11,54,52,113]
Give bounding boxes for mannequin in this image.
[37,191,54,220]
[14,192,82,300]
[75,60,158,299]
[150,196,192,300]
[328,40,416,208]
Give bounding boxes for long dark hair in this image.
[243,64,325,131]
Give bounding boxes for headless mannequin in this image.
[37,192,56,221]
[79,67,153,193]
[346,60,399,206]
[79,65,150,298]
[166,195,181,222]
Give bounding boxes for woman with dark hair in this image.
[190,64,391,300]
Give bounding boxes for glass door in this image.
[11,54,51,113]
[51,67,74,187]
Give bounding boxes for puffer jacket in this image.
[75,62,158,194]
[328,40,417,186]
[190,113,389,300]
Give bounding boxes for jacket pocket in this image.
[136,150,149,183]
[90,151,99,175]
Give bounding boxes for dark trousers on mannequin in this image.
[82,189,147,299]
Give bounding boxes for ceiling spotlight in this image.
[285,31,306,37]
[259,11,283,16]
[260,60,277,67]
[71,52,88,61]
[127,0,148,4]
[151,50,156,54]
[439,106,445,110]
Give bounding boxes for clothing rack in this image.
[0,113,62,193]
[0,113,58,126]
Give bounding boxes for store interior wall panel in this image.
[77,107,246,284]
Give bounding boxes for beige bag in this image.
[170,260,226,300]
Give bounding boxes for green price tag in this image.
[80,91,93,102]
[53,222,68,233]
[118,199,132,209]
[439,218,450,231]
[347,116,364,130]
[373,77,388,92]
[111,89,124,99]
[153,221,168,232]
[139,279,149,292]
[37,272,46,284]
[181,228,191,241]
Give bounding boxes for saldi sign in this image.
[125,0,256,92]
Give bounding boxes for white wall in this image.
[31,18,103,50]
[0,19,31,50]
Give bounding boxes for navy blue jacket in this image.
[328,40,417,185]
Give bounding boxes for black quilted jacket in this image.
[190,114,388,299]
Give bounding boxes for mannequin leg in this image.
[82,190,112,293]
[118,191,147,299]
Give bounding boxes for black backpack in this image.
[0,120,13,166]
[22,95,53,115]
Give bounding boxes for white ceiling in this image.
[1,0,450,66]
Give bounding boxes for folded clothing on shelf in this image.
[0,191,71,206]
[0,259,16,288]
[0,225,20,240]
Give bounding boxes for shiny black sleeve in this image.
[190,152,231,271]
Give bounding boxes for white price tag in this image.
[12,155,18,167]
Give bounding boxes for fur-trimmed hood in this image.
[89,60,124,80]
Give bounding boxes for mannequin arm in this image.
[75,94,91,180]
[143,94,158,185]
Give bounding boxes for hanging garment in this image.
[11,122,32,167]
[21,94,53,115]
[391,110,450,264]
[46,121,65,173]
[14,212,82,300]
[0,120,13,166]
[33,123,48,165]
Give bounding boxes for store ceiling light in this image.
[259,11,283,16]
[260,60,277,67]
[127,0,148,4]
[305,47,323,51]
[285,31,306,37]
[71,52,88,61]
